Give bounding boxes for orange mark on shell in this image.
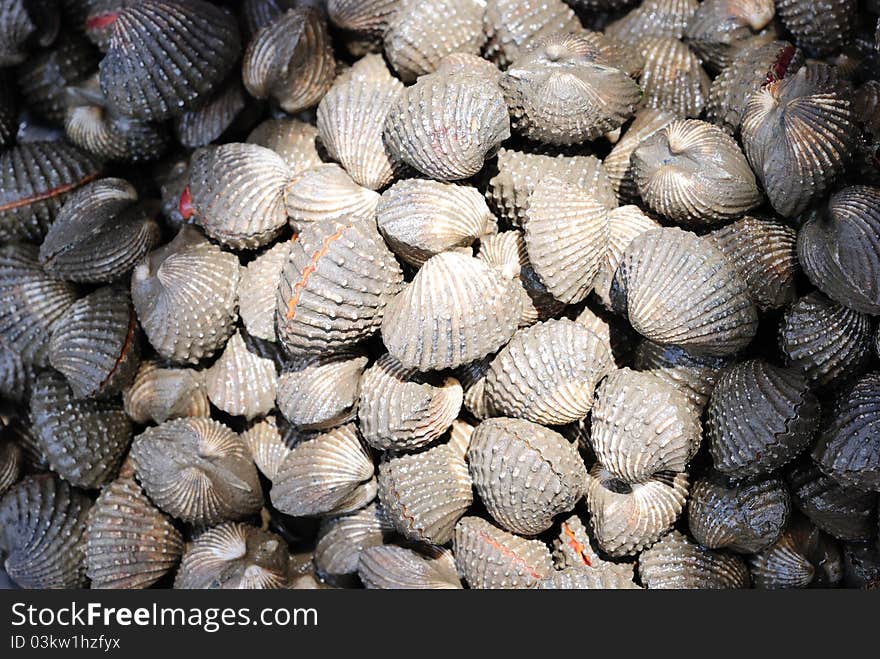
[100,310,138,390]
[178,186,194,220]
[285,225,349,321]
[477,530,544,580]
[0,171,102,213]
[86,12,119,30]
[562,522,592,567]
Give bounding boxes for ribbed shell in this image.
[240,415,306,483]
[775,0,854,56]
[636,37,709,118]
[707,359,820,478]
[0,0,58,66]
[99,0,241,121]
[604,108,677,204]
[48,286,140,400]
[358,353,463,451]
[458,357,493,419]
[742,64,856,218]
[30,371,132,489]
[314,503,395,576]
[539,566,642,589]
[468,418,587,536]
[65,100,171,164]
[377,179,497,268]
[688,474,790,553]
[485,318,613,425]
[0,141,102,243]
[706,216,798,311]
[633,340,729,410]
[39,178,160,283]
[778,292,874,389]
[239,241,293,343]
[173,77,246,149]
[0,439,22,496]
[174,523,289,589]
[285,164,381,229]
[0,474,91,589]
[123,360,209,425]
[750,519,843,588]
[552,515,604,570]
[205,330,277,420]
[684,0,776,71]
[797,186,880,315]
[130,417,263,525]
[523,178,609,304]
[483,0,581,68]
[247,118,322,176]
[788,461,877,542]
[187,143,291,250]
[378,442,473,544]
[453,516,554,589]
[0,243,78,368]
[383,252,522,370]
[606,0,699,43]
[276,218,404,359]
[242,8,335,114]
[277,351,368,430]
[638,530,750,589]
[632,119,761,227]
[812,372,880,492]
[436,52,503,81]
[586,467,690,556]
[0,338,35,403]
[383,72,510,181]
[86,477,183,589]
[594,206,662,309]
[240,0,307,36]
[131,226,240,364]
[359,545,463,589]
[270,423,376,518]
[610,227,758,356]
[327,0,400,41]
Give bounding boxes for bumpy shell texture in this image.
[205,330,278,421]
[123,360,209,425]
[684,0,776,71]
[604,108,677,204]
[286,164,381,229]
[359,545,462,589]
[750,518,842,588]
[238,241,292,343]
[247,118,322,176]
[483,0,581,67]
[638,530,750,589]
[775,0,854,57]
[314,503,394,576]
[636,37,710,118]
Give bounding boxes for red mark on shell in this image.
[86,12,120,31]
[562,522,592,567]
[178,186,194,220]
[285,225,349,321]
[0,171,102,213]
[477,530,544,580]
[765,45,796,85]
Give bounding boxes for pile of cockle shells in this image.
[0,0,878,591]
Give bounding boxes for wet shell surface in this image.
[604,108,677,204]
[636,37,710,118]
[0,0,59,66]
[631,119,761,228]
[750,518,843,588]
[238,241,293,342]
[247,118,322,176]
[638,530,751,589]
[131,226,240,365]
[483,0,581,67]
[85,477,184,589]
[130,417,263,526]
[0,439,22,496]
[327,0,401,47]
[285,164,381,229]
[0,474,92,589]
[314,503,395,577]
[359,545,462,589]
[594,206,662,309]
[276,218,404,359]
[239,415,303,483]
[485,318,614,425]
[98,0,241,121]
[381,252,522,371]
[383,71,510,181]
[775,0,854,57]
[610,227,758,357]
[707,359,820,478]
[123,360,210,425]
[378,441,473,544]
[173,76,247,149]
[539,567,642,590]
[684,0,776,71]
[205,330,278,420]
[632,340,729,410]
[606,0,699,43]
[468,418,587,536]
[453,516,554,589]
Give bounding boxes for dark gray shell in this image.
[635,37,710,118]
[750,518,843,588]
[0,438,22,497]
[359,545,463,589]
[123,360,210,425]
[638,530,751,589]
[327,0,401,50]
[775,0,854,56]
[314,503,395,577]
[173,77,247,149]
[633,340,729,410]
[683,0,776,71]
[0,0,59,66]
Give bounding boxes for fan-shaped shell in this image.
[314,503,395,577]
[750,518,843,588]
[603,109,677,204]
[285,164,381,229]
[553,515,605,570]
[636,37,710,117]
[383,71,510,181]
[65,104,170,165]
[594,206,662,309]
[0,338,34,403]
[707,359,820,478]
[775,0,854,57]
[0,438,22,497]
[327,0,401,45]
[173,77,247,149]
[606,0,698,43]
[0,474,91,589]
[86,476,183,589]
[276,218,404,359]
[539,566,642,589]
[239,241,293,343]
[610,227,758,356]
[130,417,262,525]
[684,0,776,71]
[436,52,502,81]
[0,0,59,66]
[247,118,322,176]
[633,340,729,410]
[638,530,750,589]
[483,0,581,67]
[123,360,208,426]
[204,330,277,421]
[359,545,463,589]
[131,226,240,365]
[240,415,306,483]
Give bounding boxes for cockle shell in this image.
[812,372,880,492]
[47,286,140,400]
[688,474,790,553]
[382,251,522,371]
[86,476,184,589]
[276,218,404,359]
[123,360,209,425]
[638,530,751,589]
[383,71,510,181]
[742,63,857,218]
[606,0,699,43]
[610,227,758,356]
[539,567,642,589]
[98,0,241,121]
[0,438,22,496]
[239,241,293,343]
[0,338,35,403]
[457,356,493,420]
[240,0,316,37]
[175,523,289,589]
[436,52,503,81]
[205,330,278,421]
[173,77,247,149]
[242,8,335,114]
[270,423,376,518]
[0,243,78,367]
[750,518,843,588]
[684,0,776,71]
[359,545,463,589]
[485,318,613,425]
[377,179,497,268]
[778,292,875,389]
[797,186,880,315]
[453,516,554,589]
[186,143,292,250]
[358,353,462,451]
[636,37,710,117]
[483,0,581,68]
[39,177,160,283]
[468,417,587,536]
[0,474,91,589]
[594,206,662,309]
[633,340,729,410]
[775,0,855,57]
[378,441,473,544]
[0,70,16,147]
[314,503,395,577]
[277,350,368,430]
[240,415,306,483]
[552,515,604,571]
[247,118,322,176]
[327,0,401,51]
[0,0,59,66]
[603,108,677,204]
[631,119,761,227]
[130,417,263,525]
[30,371,132,489]
[285,164,381,229]
[707,359,820,478]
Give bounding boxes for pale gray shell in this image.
[539,563,641,589]
[483,0,581,68]
[684,0,776,71]
[594,206,662,309]
[468,418,588,536]
[638,530,751,589]
[436,52,502,81]
[238,241,293,343]
[240,415,307,483]
[606,0,699,43]
[314,503,395,576]
[246,118,322,176]
[285,164,381,229]
[359,544,463,589]
[204,329,278,421]
[632,340,729,410]
[636,37,710,117]
[123,360,210,425]
[750,518,843,588]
